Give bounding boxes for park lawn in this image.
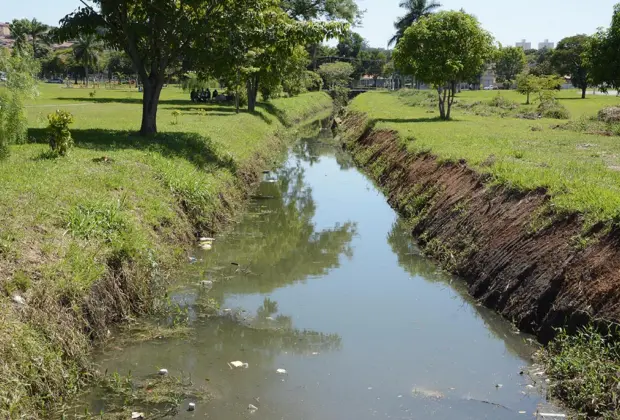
[0,84,331,417]
[350,90,620,227]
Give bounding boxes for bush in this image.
[488,94,519,110]
[598,106,620,123]
[538,100,570,120]
[305,71,323,91]
[47,110,75,156]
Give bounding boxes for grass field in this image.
[0,83,332,417]
[350,89,620,227]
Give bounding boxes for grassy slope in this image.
[0,84,331,417]
[350,89,620,226]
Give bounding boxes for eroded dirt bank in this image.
[339,112,620,342]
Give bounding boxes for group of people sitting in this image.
[190,88,220,103]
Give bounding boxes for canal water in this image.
[84,120,549,419]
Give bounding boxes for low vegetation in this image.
[350,89,620,228]
[0,84,332,417]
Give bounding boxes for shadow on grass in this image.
[166,104,274,125]
[53,97,191,106]
[257,102,289,127]
[371,117,451,124]
[29,128,237,172]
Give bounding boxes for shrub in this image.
[598,106,620,123]
[305,71,323,91]
[538,99,570,120]
[47,110,75,156]
[488,94,519,110]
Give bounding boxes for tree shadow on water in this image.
[29,127,237,172]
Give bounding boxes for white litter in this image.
[200,237,214,242]
[495,384,503,388]
[131,413,145,419]
[519,411,526,414]
[276,368,287,374]
[200,280,213,288]
[159,368,168,376]
[229,361,249,369]
[526,384,535,389]
[200,242,212,251]
[311,352,319,355]
[223,308,232,312]
[537,414,566,419]
[248,404,258,413]
[188,402,196,411]
[12,295,26,305]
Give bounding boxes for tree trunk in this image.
[582,86,587,99]
[140,76,164,135]
[446,81,456,120]
[85,66,89,87]
[247,75,259,112]
[526,92,530,105]
[437,87,445,119]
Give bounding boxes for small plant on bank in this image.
[171,110,182,125]
[47,110,75,156]
[89,89,96,98]
[539,325,620,418]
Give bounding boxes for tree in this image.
[525,47,555,76]
[28,19,50,59]
[588,4,620,92]
[336,32,365,58]
[282,0,362,23]
[389,0,441,47]
[552,34,592,99]
[72,34,103,87]
[516,73,563,104]
[359,49,387,86]
[393,11,493,119]
[8,19,31,53]
[318,62,354,89]
[495,46,526,88]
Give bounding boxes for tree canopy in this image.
[389,0,441,47]
[552,34,592,98]
[495,46,526,87]
[393,10,493,119]
[318,62,354,88]
[588,4,620,92]
[281,0,362,23]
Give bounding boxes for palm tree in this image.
[28,19,49,58]
[388,0,442,47]
[8,19,31,52]
[73,34,103,87]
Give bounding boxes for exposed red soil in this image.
[341,113,620,342]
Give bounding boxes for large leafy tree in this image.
[72,34,103,87]
[552,34,592,99]
[8,19,31,53]
[282,0,361,23]
[389,0,441,47]
[28,19,50,58]
[318,61,354,88]
[588,4,620,93]
[393,11,493,119]
[495,46,526,87]
[58,0,252,135]
[525,47,555,76]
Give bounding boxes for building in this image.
[0,22,9,37]
[538,39,554,49]
[480,66,496,88]
[515,39,532,50]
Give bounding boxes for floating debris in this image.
[495,383,503,389]
[200,242,212,251]
[200,280,213,288]
[519,411,527,415]
[311,352,319,355]
[199,237,214,242]
[131,413,145,419]
[159,368,169,376]
[276,368,287,374]
[248,403,259,413]
[412,387,444,399]
[229,361,249,369]
[188,402,196,411]
[537,413,566,419]
[526,384,535,389]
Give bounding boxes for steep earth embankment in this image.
[339,112,620,342]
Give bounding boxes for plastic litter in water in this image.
[199,237,214,242]
[229,361,249,369]
[188,402,196,411]
[159,368,169,375]
[248,403,258,413]
[276,368,287,374]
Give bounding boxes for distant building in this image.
[0,22,10,37]
[515,39,532,50]
[538,39,554,49]
[480,67,496,88]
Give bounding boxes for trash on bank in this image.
[200,280,213,288]
[200,242,212,251]
[131,412,145,419]
[229,361,249,369]
[159,368,169,376]
[200,237,214,242]
[12,295,26,305]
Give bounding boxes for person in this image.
[205,88,211,101]
[213,89,219,99]
[200,89,206,103]
[190,89,197,102]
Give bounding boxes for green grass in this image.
[0,83,331,417]
[350,89,620,227]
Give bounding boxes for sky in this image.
[2,0,618,49]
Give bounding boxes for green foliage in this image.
[525,47,555,76]
[318,61,354,89]
[282,0,362,23]
[494,46,526,85]
[47,110,75,156]
[305,71,323,91]
[552,34,592,97]
[393,10,494,119]
[66,200,127,241]
[540,325,620,418]
[516,73,563,105]
[389,0,442,47]
[538,99,570,120]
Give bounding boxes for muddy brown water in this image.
[81,120,553,419]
